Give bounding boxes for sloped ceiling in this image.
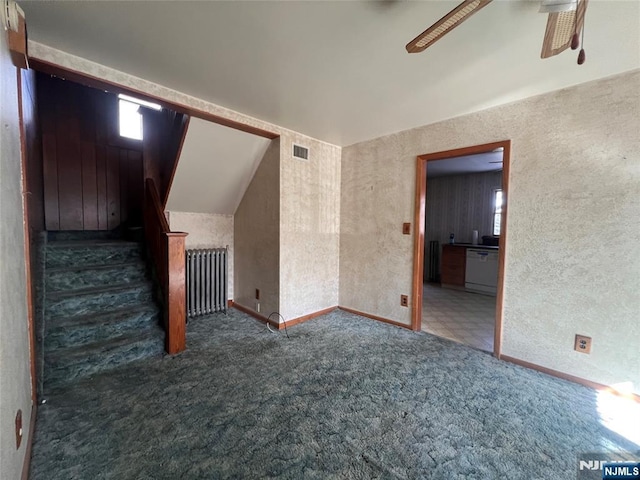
[20,1,640,146]
[165,118,271,215]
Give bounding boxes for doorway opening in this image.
[411,141,510,357]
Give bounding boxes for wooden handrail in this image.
[146,177,171,231]
[144,177,188,354]
[163,113,190,208]
[140,109,190,210]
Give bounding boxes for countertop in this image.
[444,243,499,250]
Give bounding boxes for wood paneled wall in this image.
[38,74,143,231]
[424,170,502,276]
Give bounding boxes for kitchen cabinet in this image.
[441,245,466,287]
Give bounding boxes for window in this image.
[118,94,162,140]
[493,189,503,236]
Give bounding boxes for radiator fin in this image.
[186,248,227,318]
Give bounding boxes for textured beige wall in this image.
[168,134,342,318]
[0,35,33,479]
[167,211,234,300]
[279,134,341,320]
[340,138,415,324]
[165,117,271,216]
[341,70,640,393]
[234,139,280,316]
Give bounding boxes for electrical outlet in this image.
[400,295,409,307]
[255,288,260,300]
[574,334,592,354]
[256,302,260,313]
[402,223,411,235]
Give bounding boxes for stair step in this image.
[44,328,165,390]
[45,305,161,350]
[46,241,142,269]
[47,229,123,242]
[45,282,154,319]
[41,232,165,393]
[45,262,147,292]
[47,240,139,248]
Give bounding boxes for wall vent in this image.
[293,144,309,160]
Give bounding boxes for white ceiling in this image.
[21,1,640,146]
[165,118,271,215]
[427,151,503,178]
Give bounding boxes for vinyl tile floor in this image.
[422,283,496,352]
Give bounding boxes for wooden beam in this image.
[28,58,279,140]
[411,156,426,331]
[494,141,511,359]
[8,15,28,69]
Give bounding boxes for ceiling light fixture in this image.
[406,0,492,54]
[539,0,577,14]
[1,0,23,32]
[540,0,588,60]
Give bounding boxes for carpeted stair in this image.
[43,231,165,392]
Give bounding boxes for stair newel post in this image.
[165,232,188,354]
[143,177,188,355]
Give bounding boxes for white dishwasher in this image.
[465,249,499,296]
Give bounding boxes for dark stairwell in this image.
[42,230,165,392]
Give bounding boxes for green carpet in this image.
[30,309,638,479]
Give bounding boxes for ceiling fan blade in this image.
[406,0,493,54]
[541,0,588,58]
